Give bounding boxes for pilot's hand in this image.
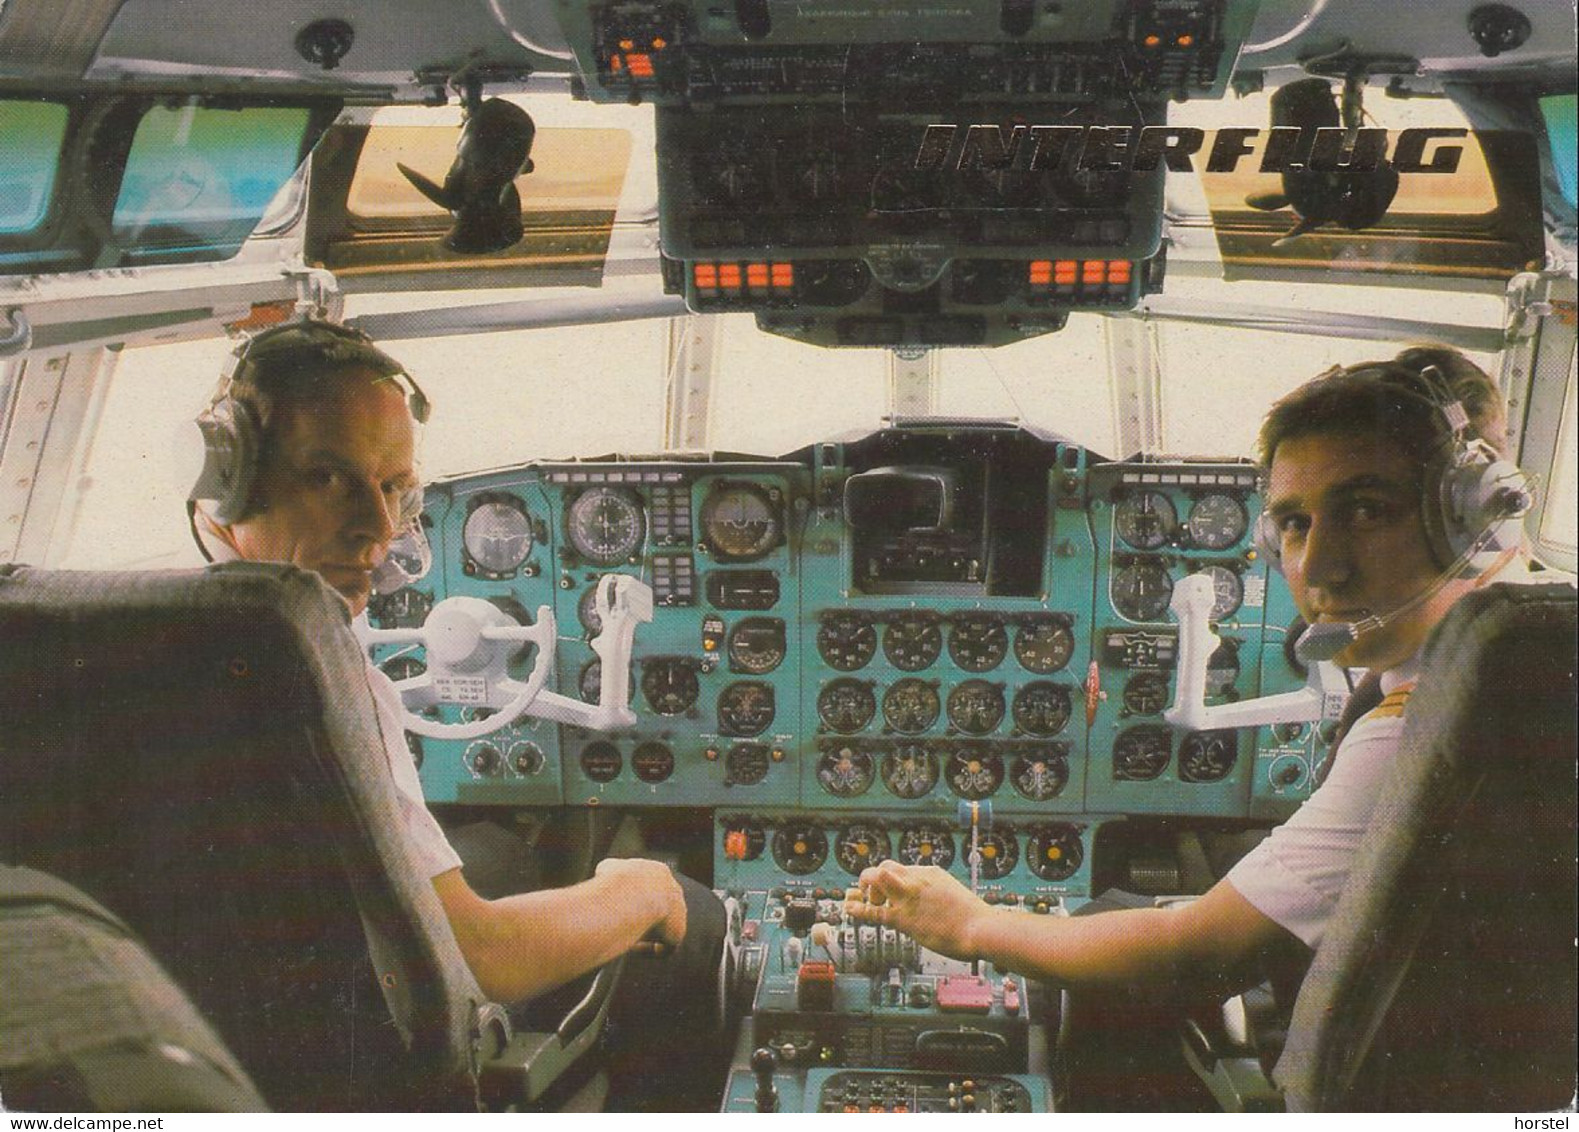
[844,860,989,961]
[596,857,687,949]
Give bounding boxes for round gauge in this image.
[1207,642,1240,696]
[948,614,1008,672]
[722,819,766,860]
[1179,730,1238,782]
[882,678,941,734]
[834,823,891,876]
[883,614,943,671]
[1122,672,1170,715]
[772,824,829,875]
[718,681,775,736]
[509,741,544,776]
[1186,493,1248,550]
[1113,726,1172,781]
[579,741,622,783]
[1198,564,1244,621]
[466,741,502,777]
[946,747,1005,799]
[578,582,605,634]
[1011,748,1070,801]
[1113,490,1177,550]
[1027,825,1084,882]
[897,824,955,868]
[577,660,634,705]
[464,498,533,575]
[369,587,432,630]
[947,680,1006,735]
[815,745,875,797]
[727,617,787,674]
[701,482,782,562]
[1011,682,1072,737]
[817,612,877,671]
[880,743,939,799]
[966,829,1018,880]
[1014,617,1075,674]
[1112,559,1174,621]
[381,654,426,682]
[724,742,771,786]
[567,486,645,565]
[631,742,675,784]
[817,678,877,733]
[640,659,699,716]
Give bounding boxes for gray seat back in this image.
[0,563,486,1110]
[1276,582,1578,1111]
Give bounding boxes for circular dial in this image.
[1198,564,1244,621]
[1123,672,1170,715]
[880,743,939,799]
[1014,617,1075,674]
[1207,641,1241,696]
[948,614,1008,672]
[946,748,1005,799]
[641,659,699,716]
[578,660,634,705]
[463,497,533,574]
[772,824,829,875]
[1027,825,1084,882]
[577,581,607,634]
[965,829,1018,880]
[466,741,502,777]
[579,741,622,783]
[1113,726,1172,781]
[834,823,891,876]
[631,742,675,784]
[369,586,432,630]
[883,614,943,671]
[1114,490,1177,550]
[897,824,955,868]
[718,681,775,736]
[947,680,1006,735]
[817,612,877,671]
[700,482,782,562]
[1011,748,1070,801]
[1186,493,1248,550]
[509,741,544,776]
[724,742,771,786]
[567,487,645,565]
[816,745,875,797]
[817,678,877,733]
[882,678,941,733]
[727,617,786,674]
[382,654,426,682]
[722,819,766,860]
[1179,730,1238,782]
[1112,559,1174,621]
[1011,682,1072,737]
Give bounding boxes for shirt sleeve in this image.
[1225,710,1405,949]
[365,665,463,879]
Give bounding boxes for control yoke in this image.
[356,574,654,740]
[1164,574,1347,731]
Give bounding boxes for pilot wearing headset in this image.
[187,318,725,1110]
[845,345,1535,1108]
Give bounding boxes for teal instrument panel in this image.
[369,424,1330,837]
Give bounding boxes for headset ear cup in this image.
[1439,454,1532,575]
[190,397,261,526]
[1253,509,1282,570]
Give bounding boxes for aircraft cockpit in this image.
[0,0,1575,1115]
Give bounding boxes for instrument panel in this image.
[370,424,1333,899]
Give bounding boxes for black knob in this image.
[751,1047,779,1113]
[783,897,818,935]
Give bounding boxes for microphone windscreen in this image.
[1295,621,1356,664]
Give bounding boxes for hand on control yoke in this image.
[843,860,989,960]
[595,857,688,951]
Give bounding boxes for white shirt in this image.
[1226,659,1420,950]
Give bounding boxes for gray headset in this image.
[189,318,430,526]
[1254,362,1533,577]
